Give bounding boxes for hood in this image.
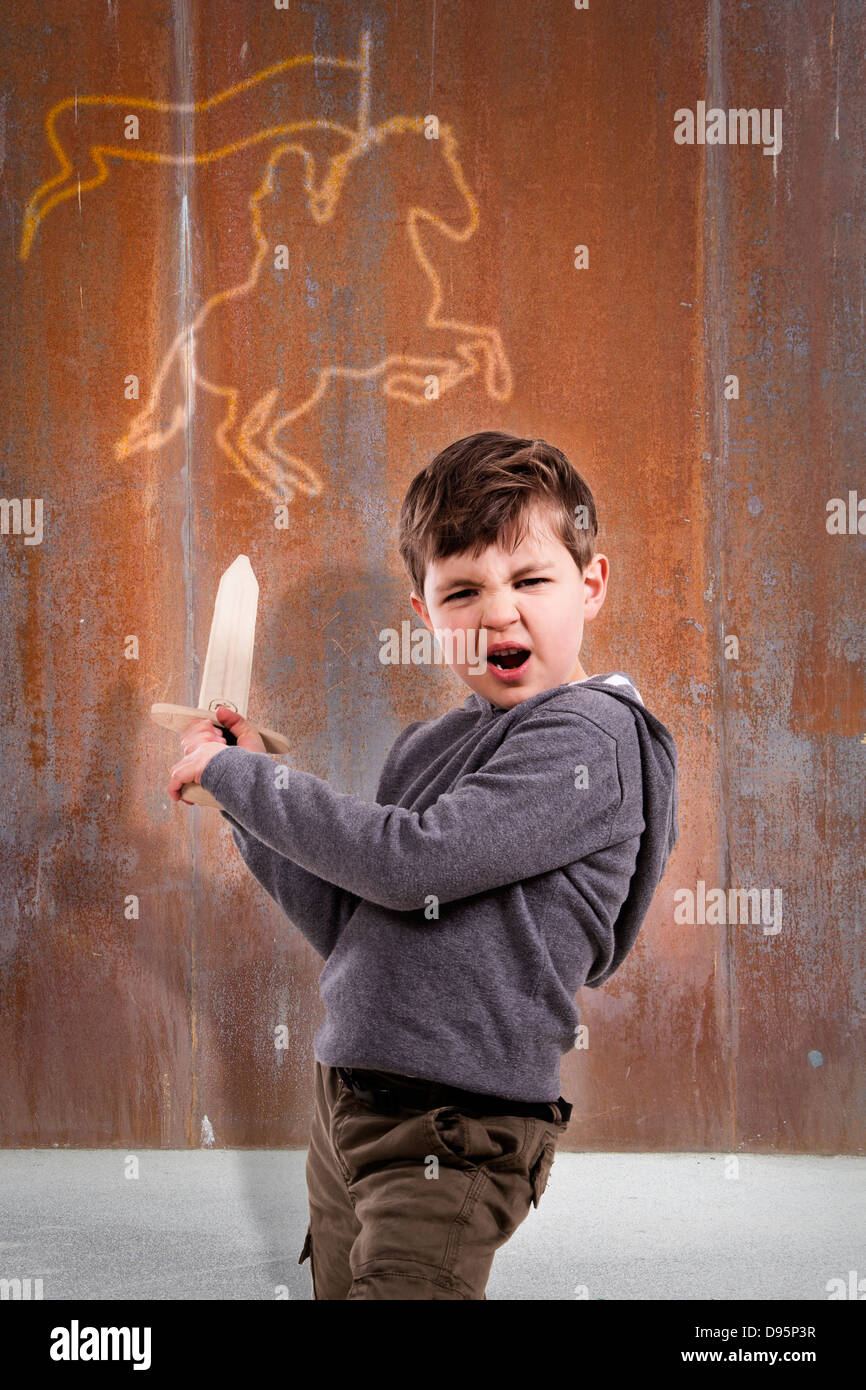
[578,673,679,985]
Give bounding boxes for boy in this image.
[168,430,679,1300]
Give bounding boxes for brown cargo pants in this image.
[297,1061,570,1300]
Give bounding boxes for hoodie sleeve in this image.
[200,706,623,912]
[215,810,361,958]
[210,735,417,959]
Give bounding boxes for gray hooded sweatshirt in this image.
[200,672,679,1101]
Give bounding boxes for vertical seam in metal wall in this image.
[175,0,198,1147]
[705,0,737,1151]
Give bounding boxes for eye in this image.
[443,578,549,601]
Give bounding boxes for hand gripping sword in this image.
[151,554,290,808]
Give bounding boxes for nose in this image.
[480,589,523,629]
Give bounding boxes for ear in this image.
[582,554,609,619]
[409,591,431,627]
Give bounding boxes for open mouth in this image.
[488,647,531,670]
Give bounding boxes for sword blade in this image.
[197,554,259,717]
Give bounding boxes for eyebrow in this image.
[434,559,555,597]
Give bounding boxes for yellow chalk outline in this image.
[21,31,513,504]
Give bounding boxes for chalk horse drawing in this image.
[19,31,513,505]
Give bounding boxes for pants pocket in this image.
[429,1106,531,1171]
[298,1221,316,1298]
[528,1137,557,1208]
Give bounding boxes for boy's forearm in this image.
[219,809,358,958]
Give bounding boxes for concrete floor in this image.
[0,1150,862,1300]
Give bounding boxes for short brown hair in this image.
[397,430,599,601]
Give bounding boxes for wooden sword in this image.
[151,554,289,808]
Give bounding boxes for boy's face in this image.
[409,503,608,710]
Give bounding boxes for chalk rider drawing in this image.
[20,31,513,505]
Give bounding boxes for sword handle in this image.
[151,702,291,809]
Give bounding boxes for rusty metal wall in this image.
[0,0,862,1152]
